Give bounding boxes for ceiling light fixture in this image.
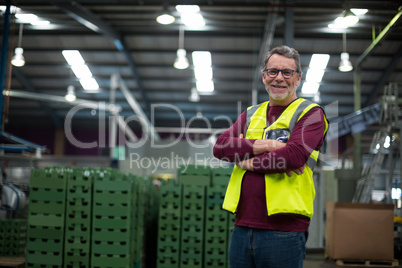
[343,9,359,25]
[156,13,175,25]
[173,25,189,69]
[189,87,200,102]
[339,32,353,72]
[156,7,175,25]
[328,9,360,29]
[350,8,368,16]
[65,85,76,102]
[11,24,25,67]
[313,91,321,103]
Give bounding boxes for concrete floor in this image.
[303,253,339,268]
[303,252,401,268]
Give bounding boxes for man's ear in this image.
[296,74,301,86]
[262,72,266,84]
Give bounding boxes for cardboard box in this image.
[325,202,394,261]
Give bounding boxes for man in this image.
[213,45,328,268]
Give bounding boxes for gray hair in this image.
[261,45,302,75]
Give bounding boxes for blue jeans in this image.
[228,226,307,268]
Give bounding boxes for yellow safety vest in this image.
[222,98,328,219]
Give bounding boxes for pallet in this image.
[0,257,25,268]
[335,259,399,267]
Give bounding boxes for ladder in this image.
[352,82,401,203]
[352,126,391,203]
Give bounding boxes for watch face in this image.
[265,129,289,143]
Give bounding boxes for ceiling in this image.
[1,0,402,154]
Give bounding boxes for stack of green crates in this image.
[142,176,159,268]
[179,165,210,268]
[131,174,146,267]
[0,219,26,257]
[0,220,4,255]
[180,184,205,268]
[24,167,151,268]
[64,168,94,267]
[91,169,134,268]
[26,167,68,267]
[157,179,182,268]
[157,165,235,268]
[204,167,232,267]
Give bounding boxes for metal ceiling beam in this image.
[111,74,160,142]
[5,89,139,143]
[0,1,11,132]
[284,0,294,48]
[54,1,151,116]
[251,0,280,106]
[12,68,62,128]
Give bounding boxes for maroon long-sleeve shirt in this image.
[213,102,326,231]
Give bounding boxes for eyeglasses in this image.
[264,68,298,79]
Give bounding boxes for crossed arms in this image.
[212,108,325,175]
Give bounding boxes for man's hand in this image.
[236,157,254,171]
[285,165,305,177]
[236,133,254,171]
[253,139,286,155]
[237,133,305,176]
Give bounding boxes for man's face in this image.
[262,54,301,106]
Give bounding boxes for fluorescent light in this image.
[71,65,93,79]
[3,7,50,25]
[80,78,99,91]
[196,80,214,93]
[194,67,213,80]
[30,20,50,26]
[328,23,347,29]
[192,51,214,93]
[328,14,358,29]
[350,8,368,16]
[176,5,205,27]
[62,50,100,90]
[15,13,38,23]
[0,5,21,13]
[309,54,330,69]
[301,82,319,95]
[62,50,85,66]
[306,69,325,83]
[192,51,212,67]
[176,5,200,13]
[181,13,205,27]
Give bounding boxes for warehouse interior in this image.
[0,0,401,267]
